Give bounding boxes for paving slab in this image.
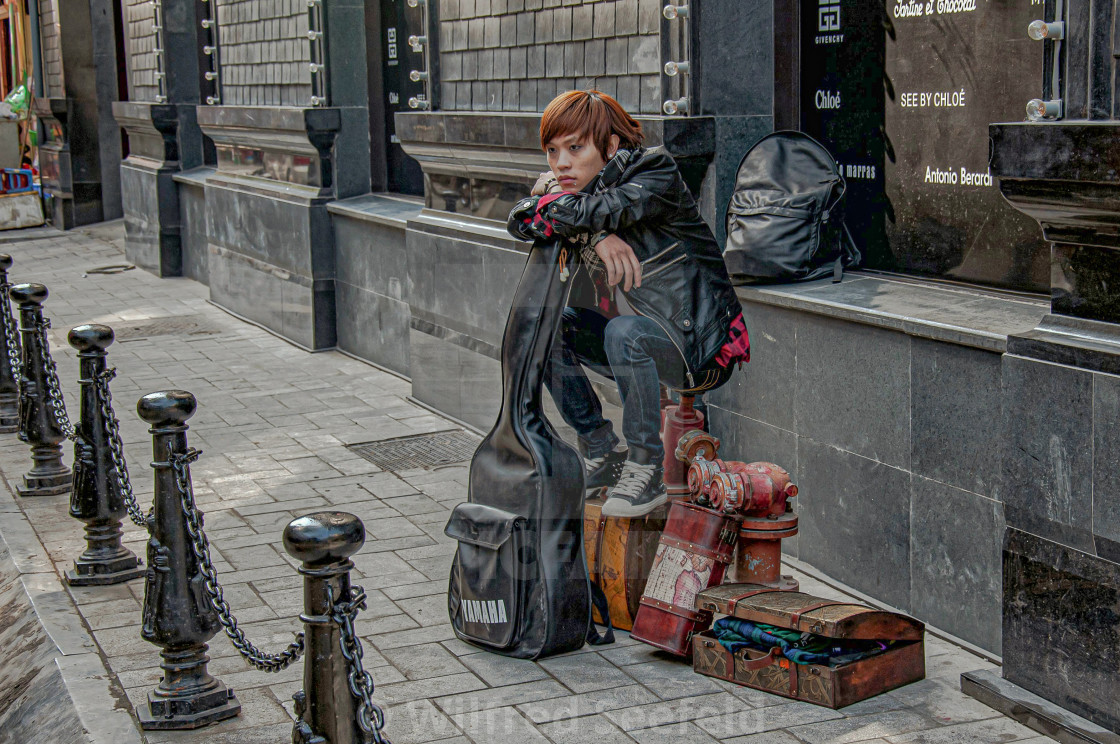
[0,223,1053,743]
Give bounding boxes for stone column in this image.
[113,0,210,276]
[34,0,123,228]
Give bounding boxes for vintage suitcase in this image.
[583,498,668,631]
[692,583,925,708]
[629,501,741,656]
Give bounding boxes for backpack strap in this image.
[833,221,863,283]
[586,580,616,646]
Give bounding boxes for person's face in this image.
[545,132,619,192]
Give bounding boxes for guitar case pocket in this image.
[446,502,529,649]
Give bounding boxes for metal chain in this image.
[35,318,77,441]
[168,446,305,671]
[94,368,150,528]
[329,583,391,744]
[0,283,20,384]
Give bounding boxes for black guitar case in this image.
[445,239,604,659]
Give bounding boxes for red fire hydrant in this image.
[661,394,705,497]
[678,431,799,591]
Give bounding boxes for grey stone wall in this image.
[214,0,312,106]
[126,0,160,102]
[39,0,63,96]
[438,0,662,114]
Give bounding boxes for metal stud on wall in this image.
[661,2,691,116]
[307,0,328,106]
[200,0,222,104]
[406,0,432,110]
[151,0,168,103]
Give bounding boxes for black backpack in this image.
[723,131,861,284]
[444,240,613,659]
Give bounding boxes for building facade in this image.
[96,0,1119,735]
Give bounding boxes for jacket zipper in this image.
[641,253,686,280]
[640,241,681,266]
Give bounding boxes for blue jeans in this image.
[545,308,695,465]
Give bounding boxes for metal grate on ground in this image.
[347,430,481,472]
[112,315,224,341]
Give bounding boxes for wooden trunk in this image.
[692,583,926,708]
[583,498,668,631]
[629,501,741,656]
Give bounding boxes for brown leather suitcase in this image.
[629,501,741,656]
[692,583,925,708]
[583,498,668,631]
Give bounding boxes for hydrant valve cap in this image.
[68,324,115,351]
[284,511,366,565]
[9,282,47,304]
[137,390,197,426]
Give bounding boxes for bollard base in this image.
[66,554,144,586]
[18,470,72,497]
[138,684,241,730]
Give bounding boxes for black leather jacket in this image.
[507,147,742,387]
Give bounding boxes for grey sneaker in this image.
[601,461,667,517]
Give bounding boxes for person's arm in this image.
[540,151,682,239]
[506,195,541,241]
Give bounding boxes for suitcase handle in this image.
[738,647,782,670]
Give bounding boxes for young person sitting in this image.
[507,90,750,518]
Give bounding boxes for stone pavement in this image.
[0,222,1053,744]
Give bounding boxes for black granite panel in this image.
[910,476,1003,653]
[1094,371,1120,566]
[1052,244,1120,325]
[335,217,408,298]
[205,181,316,274]
[1001,354,1095,552]
[406,227,526,351]
[794,313,911,470]
[178,179,210,285]
[409,327,463,422]
[1004,528,1120,733]
[706,302,797,433]
[911,338,1003,497]
[207,244,289,342]
[456,340,503,432]
[707,407,799,558]
[697,0,773,118]
[120,164,163,275]
[335,281,411,378]
[797,437,911,610]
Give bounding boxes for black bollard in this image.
[285,512,390,744]
[64,324,144,586]
[0,255,20,432]
[10,282,72,496]
[136,390,240,730]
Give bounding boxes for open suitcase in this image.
[692,583,925,708]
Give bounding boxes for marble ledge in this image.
[737,275,1050,353]
[171,165,216,186]
[328,193,425,230]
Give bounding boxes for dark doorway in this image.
[366,0,424,196]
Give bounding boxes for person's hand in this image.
[595,234,642,291]
[532,171,559,196]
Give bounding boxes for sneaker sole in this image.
[601,492,668,518]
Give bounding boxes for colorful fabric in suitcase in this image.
[629,500,740,656]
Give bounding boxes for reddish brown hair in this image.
[539,90,644,159]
